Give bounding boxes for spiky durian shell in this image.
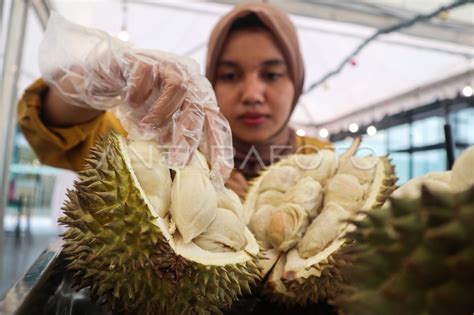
[244,151,397,306]
[59,132,261,314]
[335,186,474,315]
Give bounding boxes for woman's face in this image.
[214,28,295,143]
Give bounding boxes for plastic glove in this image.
[39,13,233,179]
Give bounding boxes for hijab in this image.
[206,2,305,179]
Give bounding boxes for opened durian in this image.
[244,138,397,305]
[59,133,260,314]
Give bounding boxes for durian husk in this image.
[334,185,474,315]
[59,132,261,314]
[244,148,397,306]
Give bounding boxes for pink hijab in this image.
[205,2,305,179]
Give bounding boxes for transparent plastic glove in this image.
[39,12,233,179]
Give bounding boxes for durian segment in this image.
[280,151,338,185]
[194,208,247,252]
[297,203,350,258]
[217,185,246,223]
[283,176,323,219]
[60,133,261,314]
[337,156,377,185]
[128,140,172,218]
[392,171,452,199]
[258,165,300,193]
[324,174,365,212]
[248,205,277,249]
[169,151,217,243]
[256,190,284,209]
[267,203,309,252]
[335,185,474,315]
[450,146,474,192]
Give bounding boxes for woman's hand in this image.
[39,13,233,179]
[225,171,249,199]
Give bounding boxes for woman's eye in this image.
[262,72,283,81]
[218,72,240,82]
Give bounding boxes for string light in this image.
[462,85,473,97]
[349,123,359,133]
[367,125,377,136]
[319,128,329,138]
[303,1,470,94]
[117,0,129,42]
[296,129,306,137]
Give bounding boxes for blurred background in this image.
[0,0,473,296]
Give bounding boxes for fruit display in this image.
[61,132,473,314]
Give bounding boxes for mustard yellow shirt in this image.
[17,79,330,172]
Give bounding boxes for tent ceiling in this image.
[12,0,474,133]
[211,0,474,47]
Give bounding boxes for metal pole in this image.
[0,0,29,243]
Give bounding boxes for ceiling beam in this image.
[209,0,474,47]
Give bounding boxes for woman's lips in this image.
[239,113,269,126]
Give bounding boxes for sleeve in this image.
[17,78,127,172]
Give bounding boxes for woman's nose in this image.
[241,75,265,106]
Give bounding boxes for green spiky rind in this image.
[262,256,349,306]
[335,186,474,315]
[59,132,261,315]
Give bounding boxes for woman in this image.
[18,2,328,198]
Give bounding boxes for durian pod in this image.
[59,132,261,314]
[267,203,309,252]
[248,205,277,249]
[283,176,323,219]
[169,151,217,243]
[216,185,246,223]
[297,203,350,258]
[193,208,247,252]
[324,174,365,212]
[334,185,474,315]
[244,137,398,306]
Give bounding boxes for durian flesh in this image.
[244,139,397,305]
[59,133,260,314]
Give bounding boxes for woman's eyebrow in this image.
[261,59,286,67]
[217,60,239,68]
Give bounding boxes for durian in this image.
[59,132,260,314]
[335,186,474,315]
[244,138,397,306]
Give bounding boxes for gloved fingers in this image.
[139,61,188,128]
[200,108,234,180]
[123,60,156,108]
[167,100,205,167]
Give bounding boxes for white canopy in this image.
[11,0,474,134]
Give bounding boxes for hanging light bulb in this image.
[319,128,329,138]
[462,85,473,97]
[349,123,359,133]
[117,30,129,41]
[117,0,129,42]
[296,129,306,137]
[367,125,377,136]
